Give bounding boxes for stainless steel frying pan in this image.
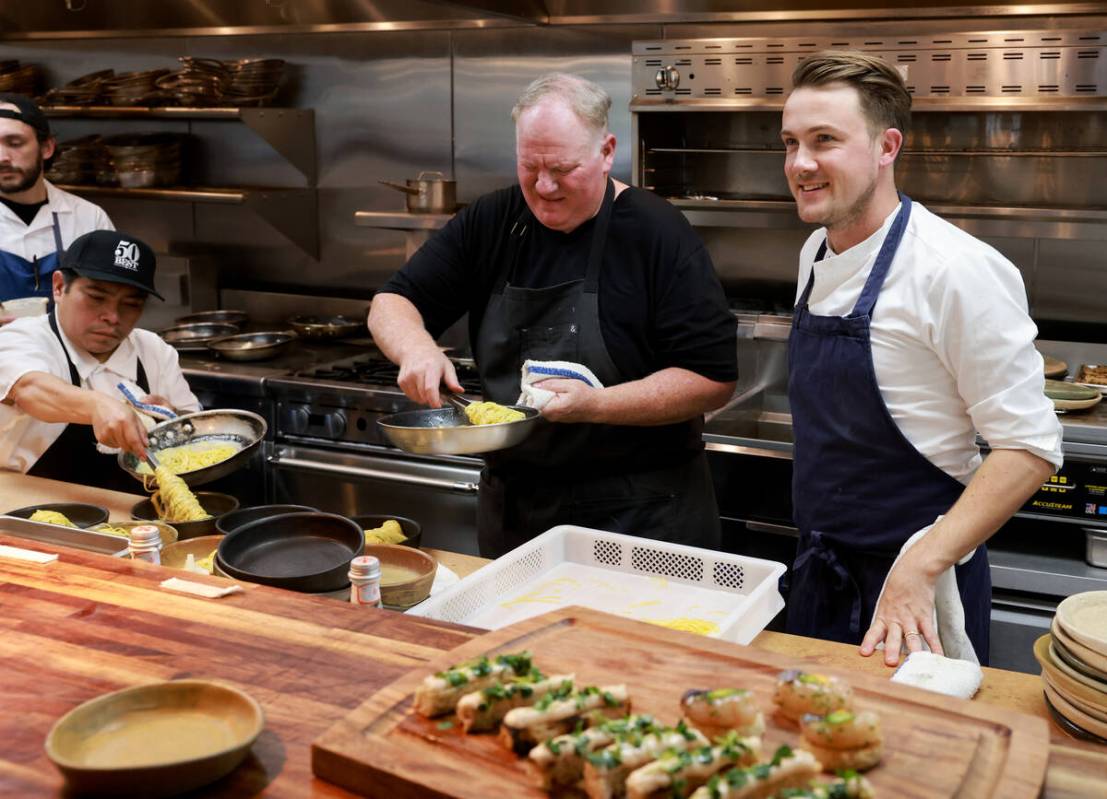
[377,400,540,455]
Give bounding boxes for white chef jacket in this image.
[795,200,1063,483]
[0,180,113,262]
[0,315,201,474]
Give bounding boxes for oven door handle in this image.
[268,455,480,494]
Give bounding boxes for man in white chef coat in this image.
[779,50,1063,665]
[0,93,114,321]
[0,230,199,490]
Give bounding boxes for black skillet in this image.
[216,512,363,593]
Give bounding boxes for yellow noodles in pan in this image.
[136,442,240,477]
[150,465,211,522]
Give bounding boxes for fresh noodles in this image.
[95,524,132,537]
[137,442,240,478]
[29,510,76,527]
[151,465,211,522]
[464,401,525,425]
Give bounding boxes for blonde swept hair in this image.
[792,50,911,137]
[511,72,612,135]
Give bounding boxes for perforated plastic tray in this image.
[409,525,786,644]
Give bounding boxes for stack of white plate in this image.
[1033,590,1107,743]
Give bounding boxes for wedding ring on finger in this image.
[904,631,922,639]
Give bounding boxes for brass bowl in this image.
[45,679,264,798]
[160,535,223,572]
[91,520,178,548]
[364,544,437,609]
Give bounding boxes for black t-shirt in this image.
[0,196,47,227]
[380,185,737,385]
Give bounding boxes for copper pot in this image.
[379,170,457,213]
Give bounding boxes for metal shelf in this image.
[56,184,319,258]
[632,96,1107,113]
[668,197,1107,241]
[43,105,317,184]
[354,210,455,258]
[353,210,454,231]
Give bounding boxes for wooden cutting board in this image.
[312,607,1049,799]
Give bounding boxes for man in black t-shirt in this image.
[369,73,737,557]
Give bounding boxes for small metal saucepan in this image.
[379,170,457,214]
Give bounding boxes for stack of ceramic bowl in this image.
[1034,590,1107,743]
[47,135,113,186]
[102,132,186,188]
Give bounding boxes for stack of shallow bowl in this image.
[39,70,115,106]
[222,58,285,106]
[158,58,228,106]
[47,135,113,186]
[0,61,42,95]
[102,132,186,188]
[1034,590,1107,743]
[103,69,170,106]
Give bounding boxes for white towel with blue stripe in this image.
[517,359,605,410]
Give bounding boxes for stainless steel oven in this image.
[264,357,486,555]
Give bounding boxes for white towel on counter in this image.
[873,517,980,665]
[891,651,983,699]
[517,359,604,411]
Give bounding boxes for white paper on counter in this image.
[160,577,243,598]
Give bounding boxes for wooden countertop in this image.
[2,473,1105,797]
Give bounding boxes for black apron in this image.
[26,309,151,493]
[473,179,720,557]
[784,195,990,663]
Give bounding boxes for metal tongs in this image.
[443,391,473,425]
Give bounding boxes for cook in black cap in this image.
[0,93,115,312]
[0,229,202,490]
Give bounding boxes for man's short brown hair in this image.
[791,50,911,138]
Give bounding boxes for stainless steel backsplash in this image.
[3,15,1103,328]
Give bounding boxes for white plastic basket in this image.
[409,525,786,645]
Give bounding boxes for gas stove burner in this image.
[304,355,484,394]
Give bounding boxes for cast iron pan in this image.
[216,512,362,593]
[215,504,316,536]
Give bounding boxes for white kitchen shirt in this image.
[0,315,201,473]
[795,200,1063,483]
[0,181,113,262]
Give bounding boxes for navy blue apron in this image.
[474,179,720,557]
[784,195,991,663]
[0,212,65,302]
[27,309,152,493]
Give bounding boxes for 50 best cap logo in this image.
[113,240,141,271]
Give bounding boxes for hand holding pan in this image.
[376,393,539,456]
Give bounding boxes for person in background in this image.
[369,73,737,557]
[0,93,113,322]
[779,51,1062,665]
[0,230,200,491]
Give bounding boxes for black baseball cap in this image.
[0,93,50,139]
[61,230,164,301]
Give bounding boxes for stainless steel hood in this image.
[1,0,1102,39]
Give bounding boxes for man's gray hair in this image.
[511,73,611,134]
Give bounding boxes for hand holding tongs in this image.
[443,391,473,425]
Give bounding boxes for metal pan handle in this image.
[268,454,479,493]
